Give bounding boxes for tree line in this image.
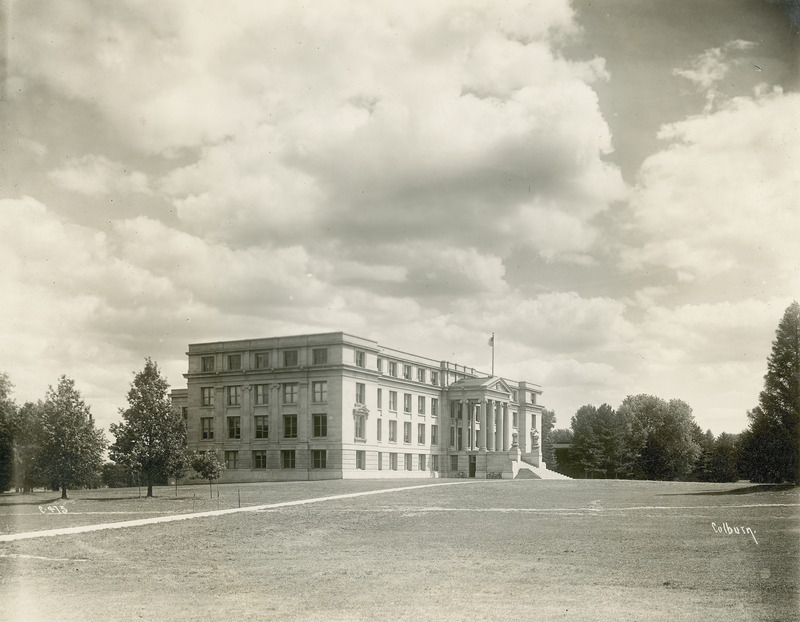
[541,302,799,484]
[0,359,224,498]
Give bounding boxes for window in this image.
[201,417,214,440]
[227,386,241,406]
[355,351,366,368]
[201,387,214,407]
[283,383,298,404]
[255,352,269,369]
[283,350,298,367]
[254,416,269,439]
[450,425,456,447]
[431,371,439,385]
[432,455,439,472]
[418,396,425,415]
[252,450,266,469]
[377,358,383,372]
[312,381,327,403]
[405,454,412,471]
[181,407,188,419]
[225,451,238,469]
[403,393,411,413]
[389,391,397,412]
[417,368,426,383]
[431,398,439,417]
[531,392,537,405]
[377,418,382,442]
[389,361,397,377]
[404,421,411,444]
[312,348,328,365]
[431,424,438,445]
[355,383,365,405]
[227,416,241,439]
[450,455,459,472]
[377,452,383,470]
[403,365,411,380]
[227,354,241,370]
[281,450,295,469]
[354,413,366,440]
[513,412,518,428]
[390,453,398,470]
[389,420,397,442]
[254,384,269,405]
[284,414,297,438]
[512,389,518,402]
[418,423,425,444]
[312,449,327,469]
[355,450,366,469]
[313,414,327,438]
[377,388,382,409]
[201,356,215,372]
[419,455,426,471]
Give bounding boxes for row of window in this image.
[375,388,439,415]
[220,450,446,471]
[377,359,439,386]
[201,413,328,440]
[201,348,330,373]
[376,420,439,445]
[372,452,440,471]
[201,382,326,407]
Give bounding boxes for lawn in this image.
[0,479,797,621]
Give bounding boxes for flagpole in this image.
[491,332,495,376]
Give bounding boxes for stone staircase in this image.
[513,460,572,480]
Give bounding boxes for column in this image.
[478,399,486,451]
[494,401,502,452]
[461,400,469,452]
[486,399,494,451]
[502,402,510,451]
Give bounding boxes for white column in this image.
[486,399,494,451]
[502,402,510,451]
[478,399,486,451]
[461,400,469,452]
[494,400,502,452]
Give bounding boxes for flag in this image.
[488,334,494,347]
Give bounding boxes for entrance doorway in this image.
[468,455,476,478]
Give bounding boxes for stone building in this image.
[172,331,553,482]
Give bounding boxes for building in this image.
[172,331,550,482]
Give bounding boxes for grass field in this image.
[1,479,798,621]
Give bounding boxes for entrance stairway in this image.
[513,460,572,480]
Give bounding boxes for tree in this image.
[109,359,187,498]
[0,373,15,492]
[540,408,557,468]
[191,451,225,498]
[570,403,638,478]
[10,401,45,493]
[739,302,800,484]
[36,376,107,499]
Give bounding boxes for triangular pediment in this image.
[486,377,512,395]
[446,376,512,398]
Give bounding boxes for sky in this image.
[1,0,798,436]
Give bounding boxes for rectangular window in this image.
[377,388,382,409]
[283,383,298,404]
[389,361,397,377]
[355,383,365,405]
[417,368,426,383]
[431,371,439,385]
[450,425,456,447]
[201,356,215,372]
[252,450,266,469]
[403,393,411,413]
[281,450,295,469]
[405,454,412,471]
[404,421,411,444]
[355,351,366,368]
[201,387,214,407]
[450,455,459,472]
[403,365,411,380]
[389,391,397,412]
[512,389,518,402]
[356,450,366,470]
[390,453,398,470]
[312,348,328,365]
[227,416,241,439]
[389,420,397,442]
[377,452,383,470]
[227,386,241,406]
[377,418,382,442]
[312,449,327,469]
[431,424,438,445]
[283,350,298,367]
[418,396,425,415]
[419,455,426,471]
[312,381,327,403]
[377,358,383,372]
[182,407,188,419]
[313,414,327,438]
[225,451,238,469]
[254,384,269,405]
[283,414,297,439]
[255,352,269,369]
[513,412,518,428]
[227,354,241,371]
[417,423,425,445]
[431,398,439,417]
[201,417,214,440]
[254,415,268,439]
[354,414,366,440]
[432,455,439,472]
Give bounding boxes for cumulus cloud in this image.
[49,154,151,196]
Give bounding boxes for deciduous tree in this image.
[0,373,15,492]
[571,403,638,478]
[540,408,557,468]
[109,359,187,498]
[191,451,225,498]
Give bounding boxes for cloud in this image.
[49,154,151,196]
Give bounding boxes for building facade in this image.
[172,332,546,482]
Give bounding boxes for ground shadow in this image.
[0,496,63,506]
[661,483,798,496]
